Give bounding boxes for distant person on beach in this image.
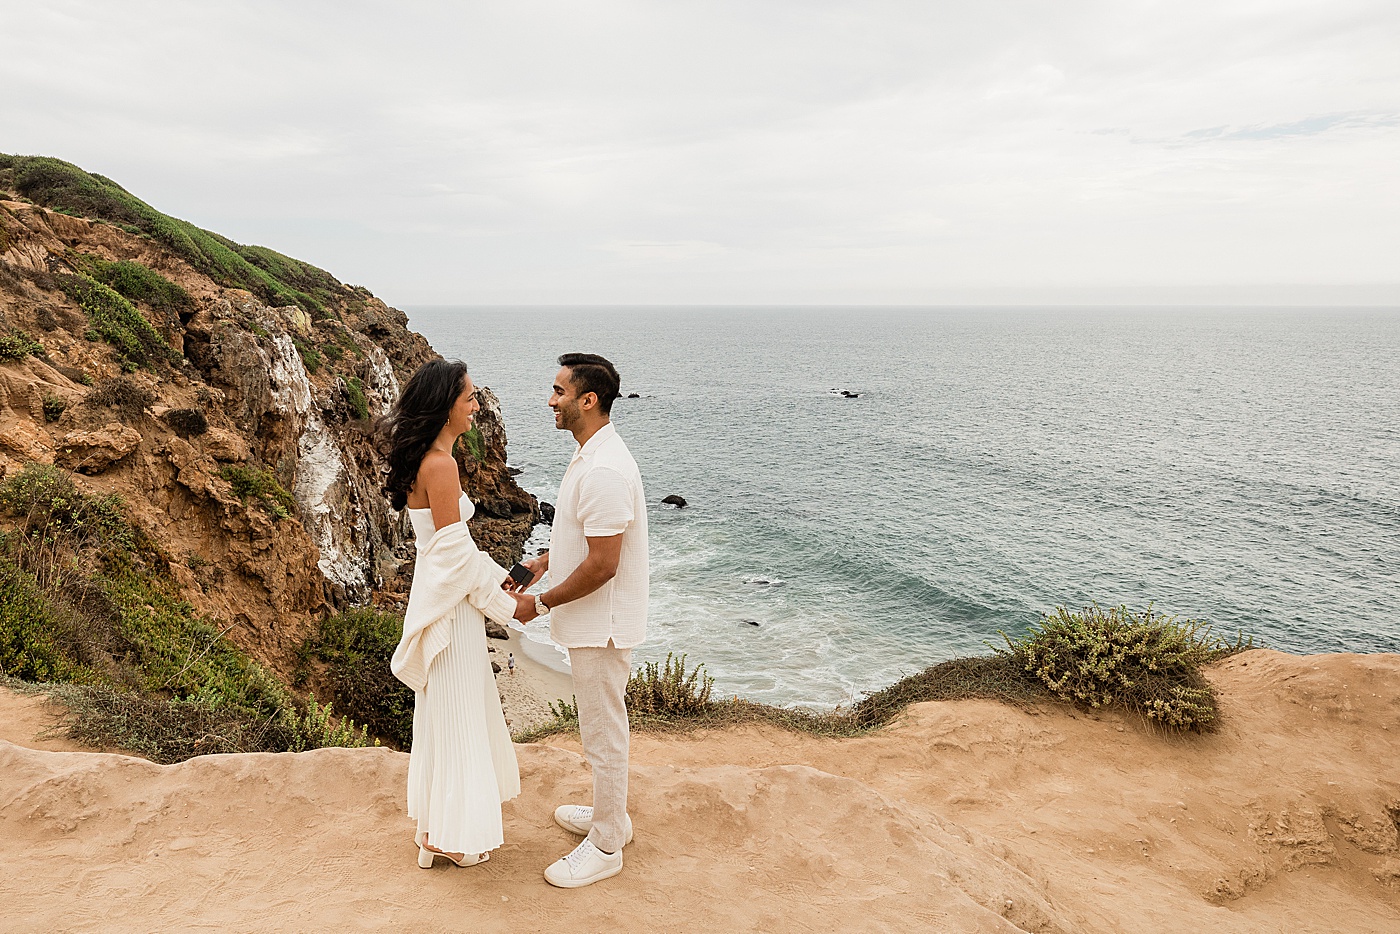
[507,653,516,677]
[381,358,522,871]
[507,352,648,888]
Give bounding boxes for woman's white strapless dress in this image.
[404,492,520,855]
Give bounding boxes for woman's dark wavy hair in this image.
[378,358,470,511]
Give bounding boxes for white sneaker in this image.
[553,805,634,846]
[544,838,622,888]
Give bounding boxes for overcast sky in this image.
[4,1,1398,305]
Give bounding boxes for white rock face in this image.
[264,328,371,600]
[296,411,368,598]
[364,347,400,416]
[267,332,313,419]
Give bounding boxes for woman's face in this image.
[447,372,480,435]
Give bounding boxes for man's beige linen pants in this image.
[570,645,632,854]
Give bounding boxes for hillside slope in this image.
[0,154,536,682]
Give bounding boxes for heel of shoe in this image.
[418,846,435,869]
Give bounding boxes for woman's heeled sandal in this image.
[418,845,488,868]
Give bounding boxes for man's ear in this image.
[580,391,599,412]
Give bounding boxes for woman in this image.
[381,358,521,868]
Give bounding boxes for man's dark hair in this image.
[558,352,621,414]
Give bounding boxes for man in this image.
[508,352,648,888]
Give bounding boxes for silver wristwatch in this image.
[534,594,550,616]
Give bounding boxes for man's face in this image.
[549,366,584,431]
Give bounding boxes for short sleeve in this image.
[577,466,634,537]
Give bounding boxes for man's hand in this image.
[502,553,549,592]
[511,591,539,623]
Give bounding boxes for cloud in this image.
[1,0,1397,304]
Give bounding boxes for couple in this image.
[383,352,646,889]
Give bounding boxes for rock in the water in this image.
[484,618,510,640]
[627,392,640,398]
[661,494,687,508]
[538,501,555,524]
[742,619,761,627]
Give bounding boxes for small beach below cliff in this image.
[496,626,574,734]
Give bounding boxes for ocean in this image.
[407,306,1400,708]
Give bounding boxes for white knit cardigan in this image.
[391,522,520,693]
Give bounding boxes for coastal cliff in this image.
[0,154,536,682]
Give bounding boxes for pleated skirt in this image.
[406,600,520,855]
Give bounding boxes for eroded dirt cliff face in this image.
[0,197,536,675]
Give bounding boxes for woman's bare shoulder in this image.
[407,450,459,507]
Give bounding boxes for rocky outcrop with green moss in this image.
[0,153,537,697]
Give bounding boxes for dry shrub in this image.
[50,684,370,764]
[163,407,208,437]
[86,375,156,416]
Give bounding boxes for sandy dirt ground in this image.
[3,650,1397,933]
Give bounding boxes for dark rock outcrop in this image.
[661,494,688,508]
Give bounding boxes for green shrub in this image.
[86,375,156,416]
[0,563,82,682]
[0,461,366,761]
[0,329,43,360]
[291,335,321,374]
[59,273,177,369]
[461,425,485,461]
[299,608,413,747]
[345,376,369,420]
[321,342,344,364]
[518,609,1254,743]
[41,394,67,422]
[626,653,714,717]
[0,463,132,553]
[163,407,208,437]
[219,463,296,520]
[999,604,1250,731]
[68,252,191,313]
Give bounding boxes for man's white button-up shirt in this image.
[548,422,649,649]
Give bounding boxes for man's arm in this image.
[510,535,622,621]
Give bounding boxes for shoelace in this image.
[571,807,593,822]
[565,841,597,870]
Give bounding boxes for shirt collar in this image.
[569,421,617,465]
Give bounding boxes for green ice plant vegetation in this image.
[59,273,179,370]
[0,154,338,314]
[0,463,370,762]
[345,376,369,420]
[461,425,486,461]
[67,252,191,314]
[292,335,321,374]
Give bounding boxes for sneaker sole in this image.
[544,862,623,889]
